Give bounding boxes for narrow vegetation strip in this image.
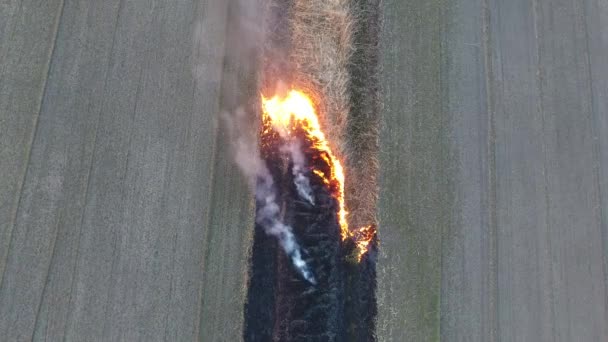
[243,0,381,340]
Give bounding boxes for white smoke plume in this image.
[194,0,316,284]
[223,109,316,285]
[281,141,315,205]
[254,169,316,284]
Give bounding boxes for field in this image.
[1,0,607,341]
[378,0,607,340]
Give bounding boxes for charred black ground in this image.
[244,127,378,341]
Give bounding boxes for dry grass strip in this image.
[289,0,379,230]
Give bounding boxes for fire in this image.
[261,89,376,261]
[352,225,376,261]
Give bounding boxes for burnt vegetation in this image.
[244,128,378,341]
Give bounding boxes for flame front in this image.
[261,89,375,261]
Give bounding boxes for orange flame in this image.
[352,225,376,261]
[261,89,375,261]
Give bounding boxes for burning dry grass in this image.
[290,0,379,231]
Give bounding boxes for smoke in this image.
[193,0,316,284]
[281,141,315,205]
[254,169,316,284]
[223,108,316,285]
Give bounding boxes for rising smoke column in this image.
[281,141,315,205]
[253,166,316,284]
[225,108,316,284]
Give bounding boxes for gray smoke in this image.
[223,109,316,284]
[194,0,315,284]
[281,142,315,205]
[255,169,316,284]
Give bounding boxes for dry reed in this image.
[289,0,379,230]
